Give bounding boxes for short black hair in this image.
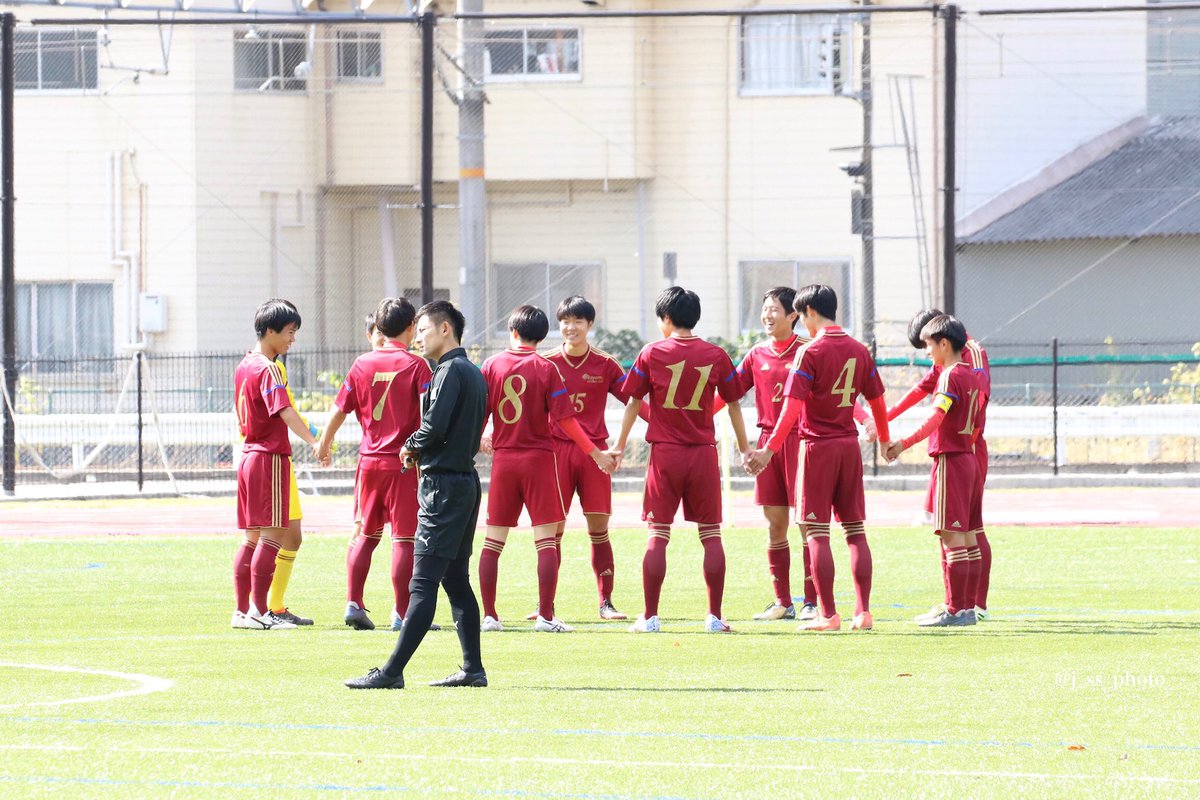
[254,298,302,339]
[793,284,837,322]
[920,314,968,353]
[556,295,596,323]
[655,286,702,329]
[364,313,377,334]
[417,300,466,343]
[763,286,798,328]
[907,308,943,349]
[508,305,550,343]
[375,297,417,338]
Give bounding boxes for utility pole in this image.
[458,0,487,342]
[420,12,435,305]
[1,14,16,496]
[941,3,958,314]
[860,1,875,344]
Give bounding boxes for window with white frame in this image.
[484,28,580,80]
[14,282,114,368]
[234,30,307,92]
[14,30,99,92]
[491,262,602,337]
[739,260,853,333]
[336,30,383,81]
[740,14,853,95]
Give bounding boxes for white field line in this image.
[0,743,1195,785]
[0,663,173,710]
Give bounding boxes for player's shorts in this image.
[416,470,482,561]
[796,436,865,526]
[642,442,722,526]
[288,458,302,522]
[487,448,566,528]
[755,430,798,508]
[357,455,419,539]
[351,459,363,524]
[929,452,979,536]
[971,437,987,532]
[554,438,612,516]
[237,451,291,530]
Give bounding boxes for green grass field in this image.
[1,521,1197,798]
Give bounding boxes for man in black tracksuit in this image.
[346,300,488,689]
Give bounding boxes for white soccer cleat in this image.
[230,610,252,629]
[481,616,504,633]
[914,603,948,623]
[246,608,297,630]
[974,606,989,622]
[533,616,573,633]
[628,615,661,633]
[797,603,820,621]
[704,614,731,633]
[752,602,795,621]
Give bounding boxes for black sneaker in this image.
[274,608,314,626]
[344,602,375,631]
[429,668,488,688]
[345,667,404,689]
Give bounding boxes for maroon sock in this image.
[945,546,970,614]
[535,538,559,620]
[233,539,255,614]
[642,527,670,618]
[801,541,817,606]
[250,537,280,614]
[940,541,951,606]
[479,537,505,619]
[807,530,836,617]
[975,531,992,610]
[767,542,791,607]
[391,536,415,618]
[965,546,981,611]
[589,530,615,602]
[845,532,872,615]
[345,533,381,607]
[699,526,725,619]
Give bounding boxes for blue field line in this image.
[5,714,1199,754]
[0,775,701,800]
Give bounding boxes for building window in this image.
[491,262,602,337]
[14,282,114,368]
[234,30,307,93]
[337,30,383,82]
[739,260,853,334]
[14,30,99,92]
[484,28,581,81]
[739,15,853,96]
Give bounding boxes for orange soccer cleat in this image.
[799,613,841,632]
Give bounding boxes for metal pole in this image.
[1051,337,1059,476]
[136,352,144,492]
[940,3,957,315]
[458,0,488,341]
[860,2,875,345]
[1,14,16,497]
[420,12,435,305]
[870,338,879,477]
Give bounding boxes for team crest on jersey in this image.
[583,373,605,384]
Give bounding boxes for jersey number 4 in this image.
[832,358,858,408]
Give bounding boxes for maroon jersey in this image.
[544,345,628,443]
[482,347,576,452]
[917,335,990,435]
[335,342,433,458]
[928,361,987,456]
[782,326,884,440]
[622,335,744,446]
[235,351,293,455]
[734,333,808,432]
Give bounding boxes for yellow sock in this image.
[268,548,298,613]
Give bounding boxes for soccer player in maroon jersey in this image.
[885,315,988,627]
[232,299,325,630]
[745,284,891,633]
[545,295,636,620]
[345,313,390,576]
[478,305,617,633]
[611,286,752,633]
[889,309,993,622]
[318,298,433,633]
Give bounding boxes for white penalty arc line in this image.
[0,663,174,710]
[0,744,1195,786]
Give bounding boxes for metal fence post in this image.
[136,351,144,492]
[1051,337,1059,476]
[1,13,15,496]
[870,338,879,477]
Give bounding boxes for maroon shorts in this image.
[642,442,722,526]
[755,430,798,508]
[554,438,612,516]
[487,448,566,528]
[930,452,979,536]
[971,438,987,532]
[237,451,290,530]
[357,456,419,539]
[796,436,865,526]
[351,459,363,523]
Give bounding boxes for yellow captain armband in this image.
[934,393,954,413]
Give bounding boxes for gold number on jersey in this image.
[958,388,980,436]
[498,375,528,424]
[569,392,586,414]
[662,361,714,411]
[771,382,784,404]
[371,371,401,421]
[832,358,858,408]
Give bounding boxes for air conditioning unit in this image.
[139,293,168,334]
